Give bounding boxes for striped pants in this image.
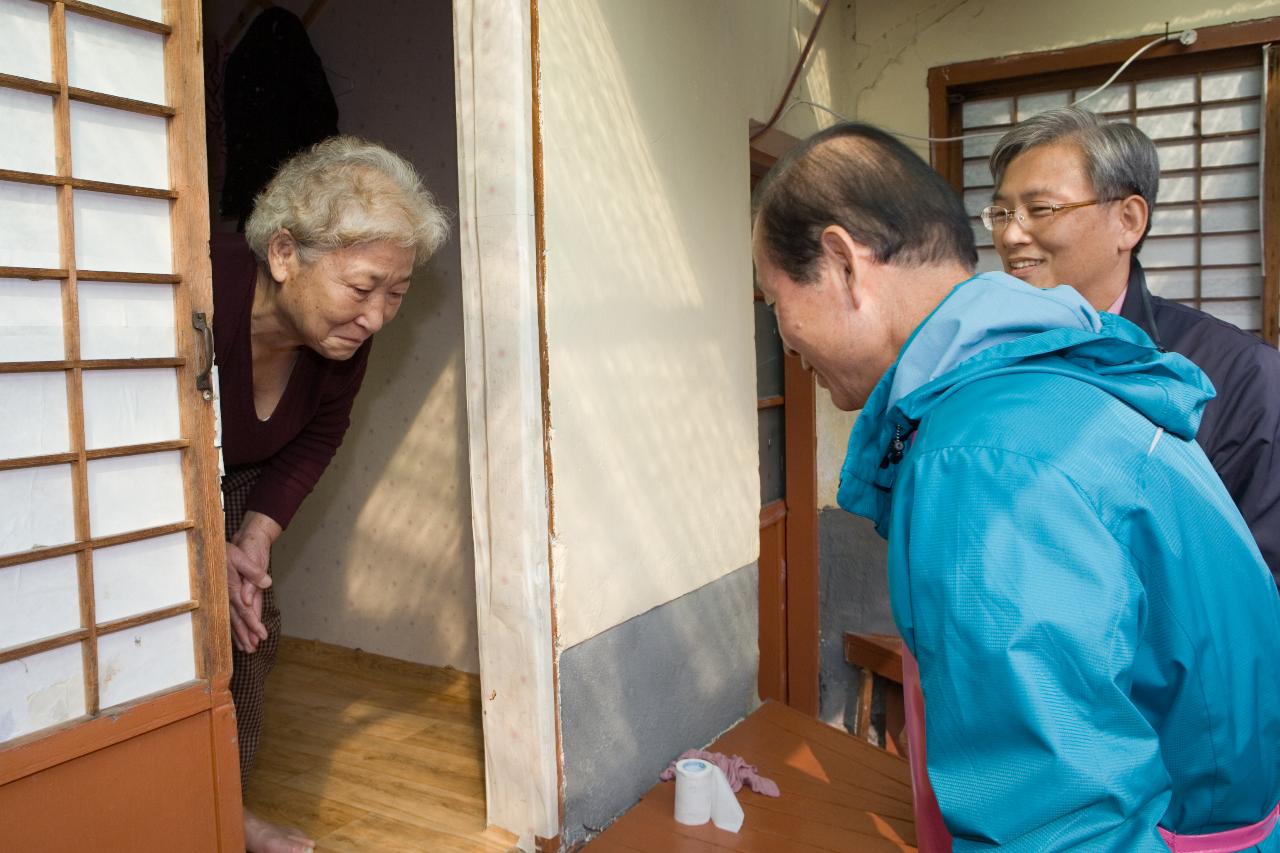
[221,464,282,789]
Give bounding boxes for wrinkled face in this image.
[751,222,891,412]
[277,240,415,360]
[992,142,1133,308]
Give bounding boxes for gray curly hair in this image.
[245,135,450,267]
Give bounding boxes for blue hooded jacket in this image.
[837,272,1280,851]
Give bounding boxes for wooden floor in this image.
[587,702,917,852]
[244,636,518,852]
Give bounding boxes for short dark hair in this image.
[753,122,977,282]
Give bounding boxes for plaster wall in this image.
[203,0,478,671]
[539,0,857,650]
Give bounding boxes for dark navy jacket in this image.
[1120,258,1280,583]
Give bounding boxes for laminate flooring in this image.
[244,636,518,852]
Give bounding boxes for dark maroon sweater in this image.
[212,234,370,529]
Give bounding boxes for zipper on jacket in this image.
[879,424,907,469]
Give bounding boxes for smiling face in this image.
[271,238,416,360]
[992,141,1143,310]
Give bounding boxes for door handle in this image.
[192,312,214,398]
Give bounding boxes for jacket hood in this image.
[837,272,1215,532]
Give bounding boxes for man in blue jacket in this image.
[753,121,1280,851]
[987,106,1280,583]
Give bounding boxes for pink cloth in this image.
[903,647,953,853]
[1158,803,1279,852]
[659,750,780,797]
[1106,287,1127,315]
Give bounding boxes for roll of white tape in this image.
[672,758,745,833]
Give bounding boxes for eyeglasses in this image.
[980,199,1110,232]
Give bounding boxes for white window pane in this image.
[73,192,172,274]
[1141,236,1196,268]
[82,368,180,450]
[1137,109,1195,140]
[89,0,163,22]
[1202,137,1259,168]
[0,372,69,460]
[1159,175,1196,203]
[1144,268,1195,300]
[0,0,52,81]
[1202,167,1259,201]
[962,188,988,217]
[70,103,169,189]
[87,450,184,537]
[1202,268,1261,299]
[0,182,60,269]
[977,247,1002,273]
[0,643,85,743]
[1016,91,1070,120]
[1074,85,1130,114]
[93,532,189,623]
[972,220,993,249]
[1201,67,1261,102]
[1201,200,1259,234]
[0,464,75,556]
[963,131,999,159]
[1202,300,1261,330]
[1202,233,1261,266]
[1202,103,1259,135]
[0,279,63,362]
[1149,206,1195,236]
[66,13,166,105]
[1136,76,1196,108]
[0,89,56,175]
[964,160,992,188]
[78,281,176,359]
[98,612,194,709]
[962,98,1011,129]
[1156,142,1195,171]
[0,555,80,649]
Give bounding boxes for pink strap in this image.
[902,648,953,853]
[1158,803,1280,852]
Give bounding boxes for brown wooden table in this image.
[586,701,916,852]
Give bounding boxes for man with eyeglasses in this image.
[986,105,1280,584]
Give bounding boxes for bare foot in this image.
[244,808,315,853]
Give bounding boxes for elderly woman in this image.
[211,136,448,853]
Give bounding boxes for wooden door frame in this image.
[750,125,820,717]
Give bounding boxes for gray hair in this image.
[989,106,1159,251]
[245,135,450,267]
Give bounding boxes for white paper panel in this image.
[93,532,189,623]
[1202,233,1261,266]
[0,279,63,362]
[0,0,52,81]
[1137,109,1196,140]
[1201,68,1261,102]
[78,281,176,359]
[1142,236,1196,268]
[82,368,179,450]
[0,89,56,175]
[1202,268,1262,299]
[73,192,172,273]
[1157,142,1196,171]
[0,643,85,743]
[963,132,999,159]
[1074,86,1130,114]
[0,372,70,460]
[87,450,184,537]
[88,0,163,23]
[1202,137,1259,168]
[65,13,165,105]
[1017,91,1070,120]
[976,247,1002,273]
[0,464,75,556]
[1136,76,1196,108]
[1144,269,1195,300]
[98,612,195,709]
[1202,103,1259,135]
[1201,200,1259,234]
[964,160,992,188]
[1150,207,1196,236]
[0,182,60,269]
[962,98,1011,129]
[1158,175,1196,203]
[70,103,169,189]
[1202,167,1259,200]
[1203,299,1261,330]
[0,556,80,649]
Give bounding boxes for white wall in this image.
[539,0,855,648]
[812,0,1280,507]
[203,0,478,671]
